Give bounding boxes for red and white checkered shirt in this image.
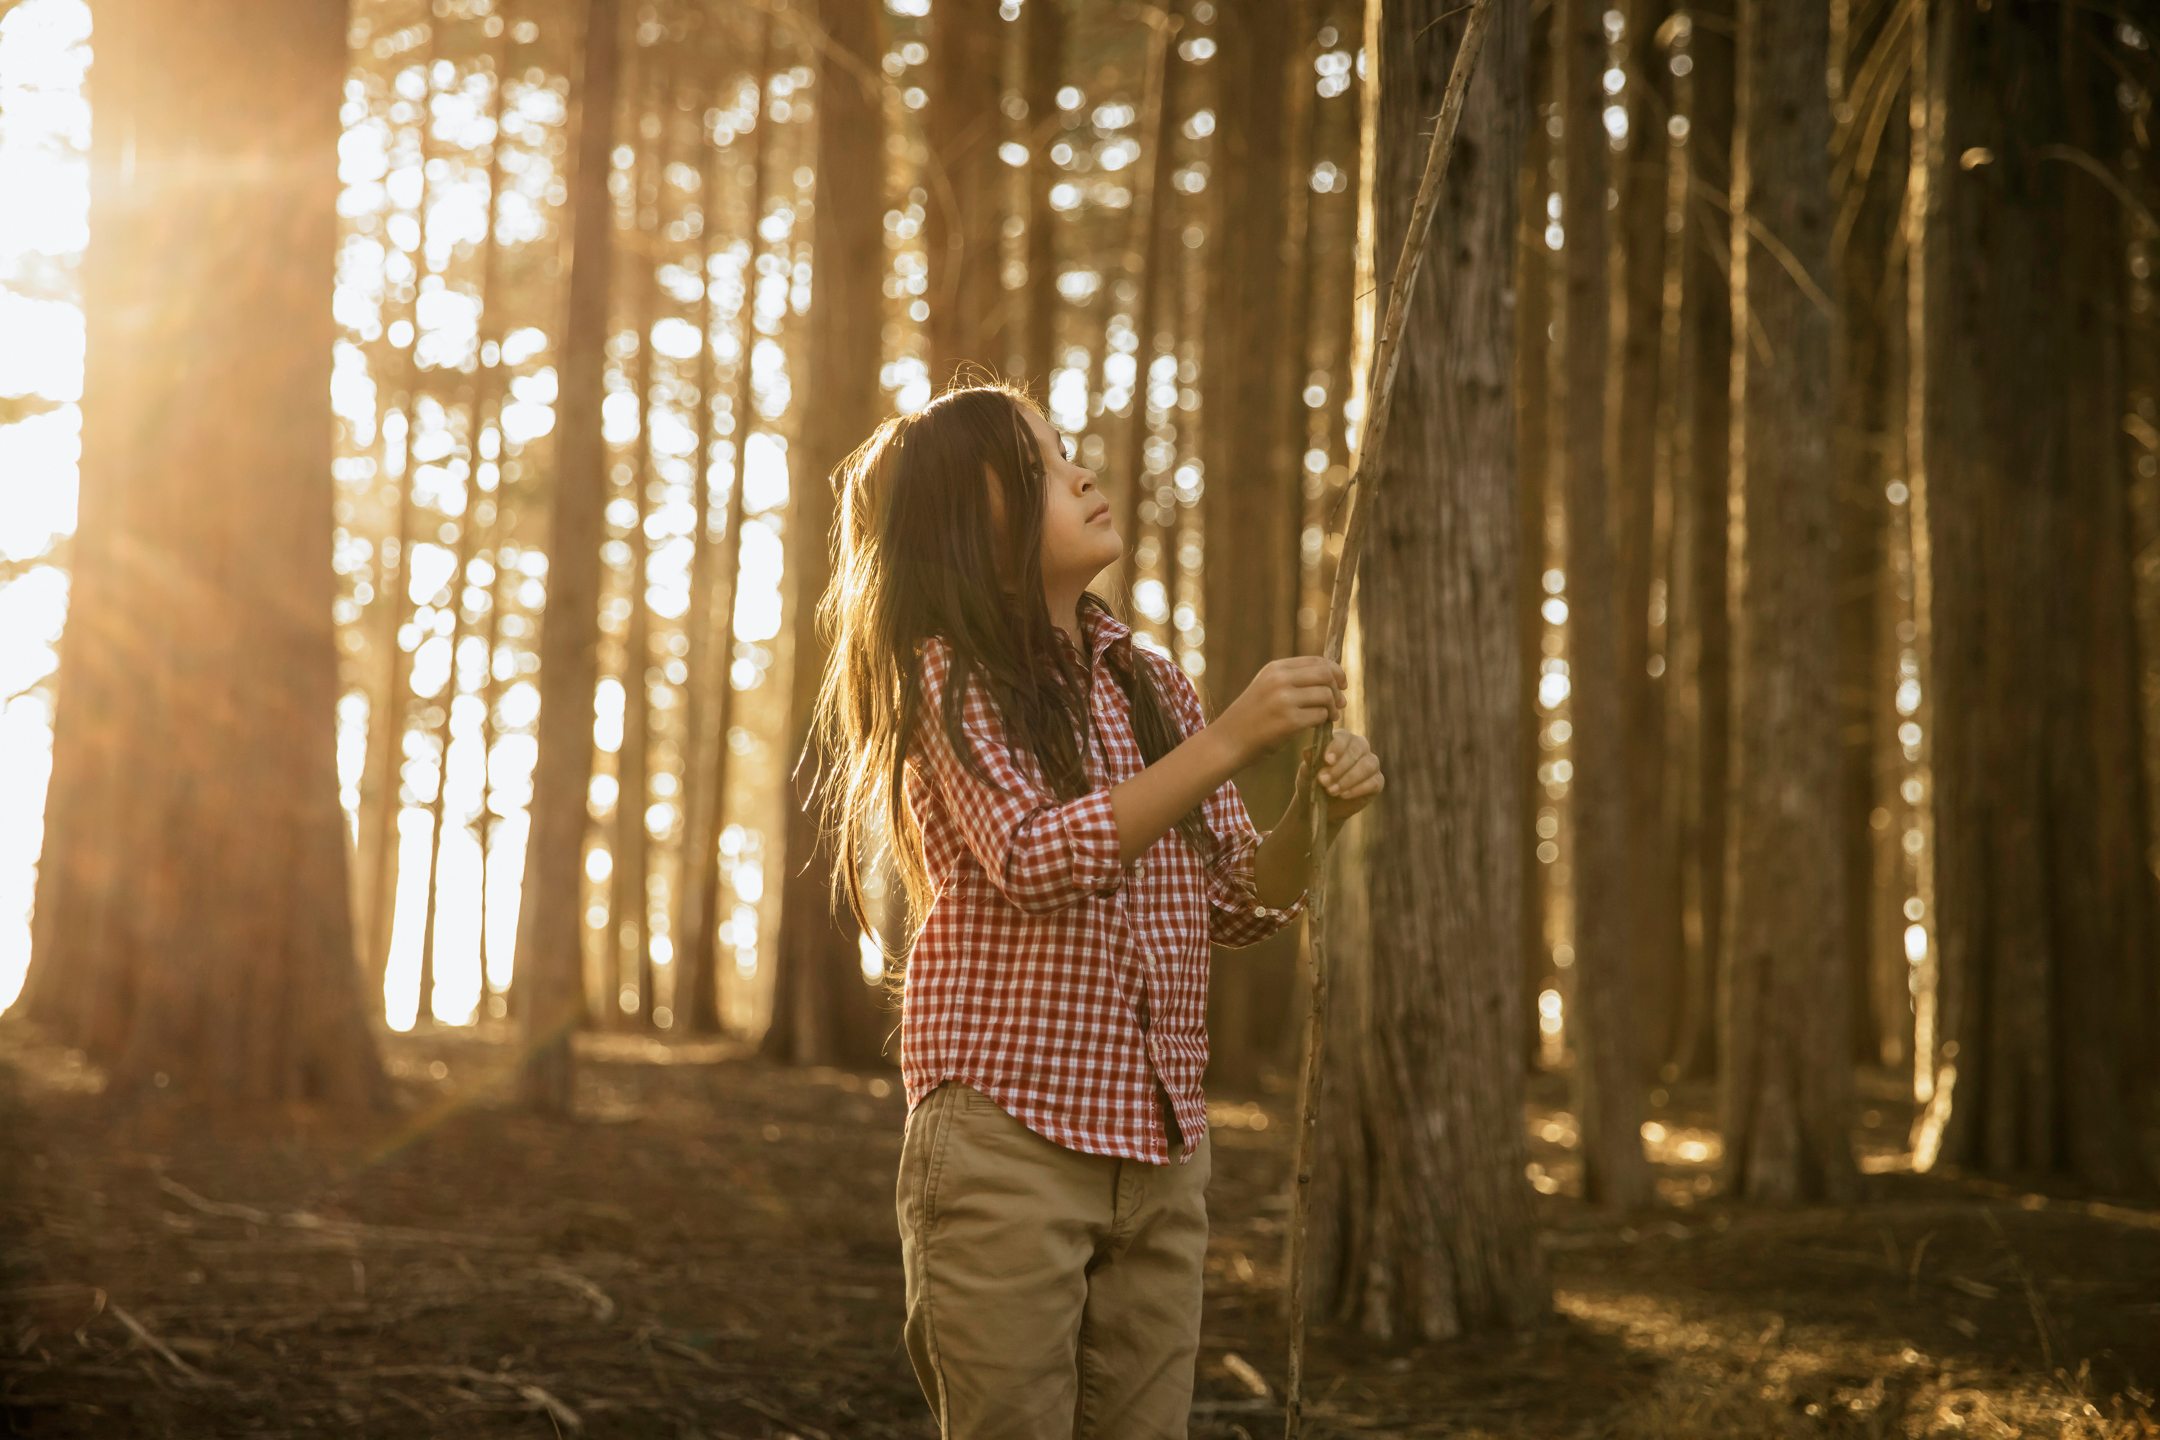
[899,604,1303,1165]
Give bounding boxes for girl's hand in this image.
[1216,656,1347,766]
[1303,730,1383,824]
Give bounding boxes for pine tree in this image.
[19,0,383,1107]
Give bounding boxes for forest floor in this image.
[2,1018,2157,1440]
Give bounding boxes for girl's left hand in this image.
[1303,730,1384,823]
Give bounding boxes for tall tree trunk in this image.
[1558,0,1652,1208]
[1615,0,1678,1076]
[678,18,774,1036]
[416,387,483,1028]
[926,0,1004,388]
[1720,0,1854,1204]
[1515,10,1554,1070]
[17,0,384,1107]
[472,25,518,1022]
[360,29,445,1023]
[1664,0,1732,1083]
[1310,0,1548,1340]
[672,43,734,1039]
[516,0,622,1113]
[1116,1,1184,602]
[1022,0,1065,392]
[763,0,891,1069]
[1827,0,1898,1068]
[1922,2,2155,1194]
[614,50,671,1031]
[1201,0,1303,1090]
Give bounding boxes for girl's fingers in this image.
[1319,734,1366,778]
[1336,757,1382,795]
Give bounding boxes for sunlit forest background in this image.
[3,0,2160,1434]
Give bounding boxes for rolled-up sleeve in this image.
[914,641,1126,916]
[1148,652,1306,946]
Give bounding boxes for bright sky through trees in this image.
[0,0,90,1012]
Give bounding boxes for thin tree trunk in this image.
[671,47,734,1038]
[1559,0,1652,1208]
[1116,1,1183,603]
[416,393,482,1027]
[1720,0,1854,1204]
[764,0,890,1068]
[363,23,445,1019]
[1664,0,1732,1084]
[926,0,1003,388]
[516,0,623,1114]
[1310,0,1547,1341]
[1615,0,1677,1076]
[691,19,775,1040]
[1515,11,1554,1071]
[1022,0,1064,392]
[473,20,519,1022]
[18,0,385,1107]
[1827,0,1897,1068]
[1201,0,1301,1090]
[615,49,672,1032]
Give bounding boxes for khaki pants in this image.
[895,1082,1211,1439]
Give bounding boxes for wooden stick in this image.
[1281,5,1497,1435]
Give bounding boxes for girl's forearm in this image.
[1107,725,1247,865]
[1252,773,1338,908]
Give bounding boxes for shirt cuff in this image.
[1212,833,1305,926]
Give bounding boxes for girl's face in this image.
[1021,405,1122,585]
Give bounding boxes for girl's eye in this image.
[1060,436,1076,462]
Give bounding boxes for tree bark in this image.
[763,0,892,1069]
[1201,0,1303,1090]
[1310,0,1548,1340]
[1615,0,1678,1076]
[614,48,670,1031]
[516,0,622,1113]
[1922,1,2155,1194]
[18,0,384,1107]
[1663,0,1731,1084]
[1558,0,1652,1208]
[1022,0,1065,392]
[1514,10,1553,1071]
[671,36,737,1039]
[926,0,1005,388]
[1827,0,1898,1069]
[1720,0,1854,1204]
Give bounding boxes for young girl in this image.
[813,382,1384,1439]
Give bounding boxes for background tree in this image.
[1309,0,1548,1342]
[1662,0,1734,1084]
[1555,0,1652,1209]
[1920,0,2157,1195]
[17,0,384,1106]
[925,0,1005,388]
[1719,0,1854,1204]
[515,0,622,1113]
[1201,0,1306,1089]
[764,0,893,1069]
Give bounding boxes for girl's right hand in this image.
[1216,656,1347,765]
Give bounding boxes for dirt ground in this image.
[2,1018,2157,1439]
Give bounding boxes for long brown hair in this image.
[810,381,1212,950]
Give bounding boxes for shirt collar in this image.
[1077,600,1130,666]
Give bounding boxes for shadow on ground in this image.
[2,1019,2155,1438]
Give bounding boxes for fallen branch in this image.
[1282,4,1498,1436]
[110,1302,225,1388]
[158,1175,533,1251]
[342,1365,583,1432]
[536,1264,618,1322]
